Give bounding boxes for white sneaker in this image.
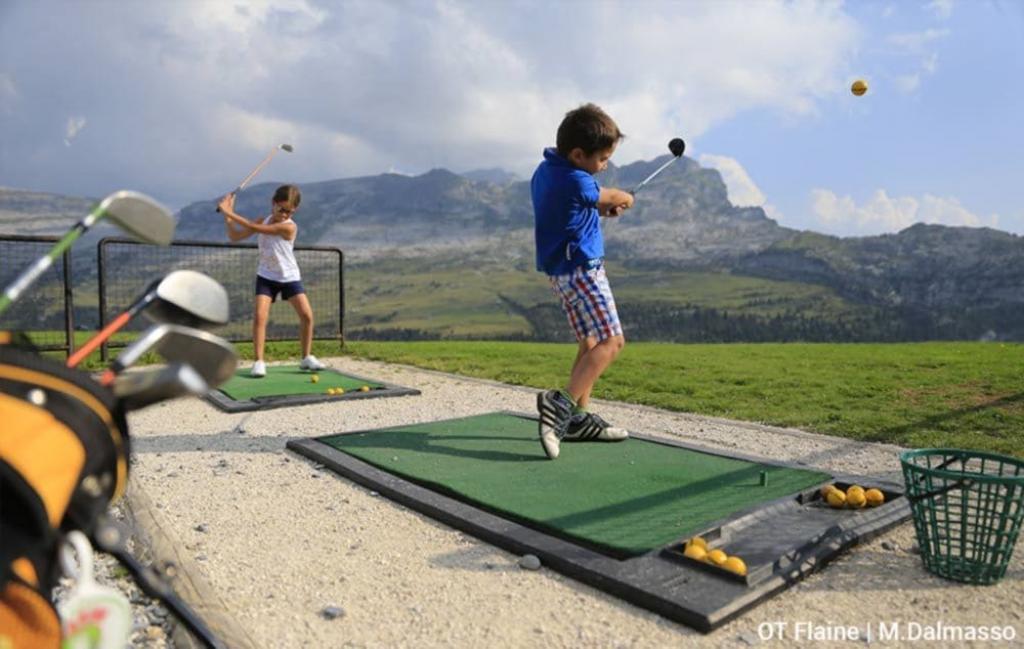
[250,360,266,378]
[563,412,629,442]
[299,355,326,371]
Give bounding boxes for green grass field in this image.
[341,341,1024,458]
[52,336,1024,458]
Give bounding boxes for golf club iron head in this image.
[113,362,208,411]
[98,190,175,245]
[107,323,237,389]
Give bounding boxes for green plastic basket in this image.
[901,448,1024,584]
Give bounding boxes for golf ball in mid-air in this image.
[851,79,868,96]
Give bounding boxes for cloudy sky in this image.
[1,0,1021,237]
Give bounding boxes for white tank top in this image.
[256,218,301,282]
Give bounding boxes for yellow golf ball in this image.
[687,536,708,552]
[865,488,885,507]
[706,549,728,566]
[847,490,867,509]
[722,556,747,576]
[336,388,345,395]
[359,385,370,392]
[826,489,847,508]
[310,374,319,383]
[683,544,707,562]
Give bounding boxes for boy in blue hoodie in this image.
[532,104,635,460]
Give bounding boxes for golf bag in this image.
[0,344,130,648]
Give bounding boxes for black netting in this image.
[0,236,72,351]
[98,239,342,349]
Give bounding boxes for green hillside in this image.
[345,259,874,341]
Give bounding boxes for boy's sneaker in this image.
[537,390,574,460]
[250,360,267,378]
[299,355,326,371]
[564,412,629,442]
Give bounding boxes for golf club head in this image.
[668,138,686,158]
[280,144,294,152]
[112,323,238,388]
[113,362,208,411]
[145,270,230,329]
[97,190,175,245]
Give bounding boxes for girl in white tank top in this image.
[257,226,301,282]
[218,185,326,377]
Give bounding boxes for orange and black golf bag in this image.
[0,342,223,648]
[0,343,129,647]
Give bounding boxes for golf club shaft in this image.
[630,156,682,195]
[0,207,104,315]
[67,305,143,367]
[235,148,282,193]
[216,146,288,212]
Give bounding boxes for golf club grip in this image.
[214,190,239,213]
[67,311,133,367]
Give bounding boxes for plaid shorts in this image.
[549,262,622,342]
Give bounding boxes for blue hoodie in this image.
[531,148,603,276]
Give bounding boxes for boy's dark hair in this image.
[556,103,625,157]
[273,184,301,209]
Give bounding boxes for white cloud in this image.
[884,29,949,94]
[810,188,998,235]
[698,154,783,220]
[63,116,86,147]
[0,0,864,205]
[699,154,767,206]
[893,73,921,93]
[925,0,954,20]
[886,28,951,53]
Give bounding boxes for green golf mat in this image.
[218,364,383,400]
[315,412,830,556]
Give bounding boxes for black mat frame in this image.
[205,367,421,412]
[286,412,910,632]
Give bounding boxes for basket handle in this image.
[907,479,973,503]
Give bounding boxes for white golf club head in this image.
[146,270,230,328]
[98,191,175,245]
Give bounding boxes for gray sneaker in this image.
[537,390,574,459]
[564,412,629,442]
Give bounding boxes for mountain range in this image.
[3,154,1024,341]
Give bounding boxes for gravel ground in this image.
[50,503,175,648]
[117,356,1023,648]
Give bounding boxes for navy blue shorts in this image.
[255,275,305,302]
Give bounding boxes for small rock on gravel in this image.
[320,605,346,620]
[518,554,542,571]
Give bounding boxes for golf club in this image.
[0,191,175,315]
[216,143,294,212]
[67,270,230,367]
[112,362,208,411]
[99,323,238,388]
[629,137,686,195]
